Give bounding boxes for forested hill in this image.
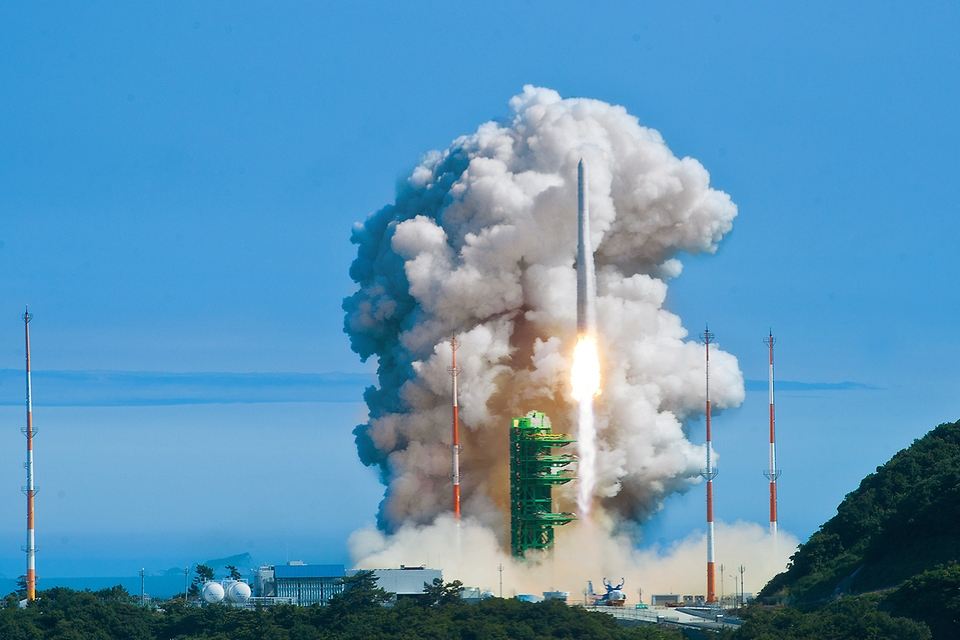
[760,418,960,603]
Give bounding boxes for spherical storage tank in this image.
[201,582,225,604]
[225,580,251,603]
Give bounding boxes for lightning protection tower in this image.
[763,331,782,545]
[510,411,576,557]
[23,308,37,601]
[700,325,718,604]
[448,336,462,521]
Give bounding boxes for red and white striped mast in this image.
[763,331,781,546]
[23,308,37,601]
[700,325,717,604]
[448,336,462,521]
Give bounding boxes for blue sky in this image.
[0,2,958,579]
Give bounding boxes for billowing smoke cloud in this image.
[343,85,744,539]
[350,517,798,599]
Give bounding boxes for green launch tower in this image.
[509,411,577,557]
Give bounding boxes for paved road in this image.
[585,605,742,631]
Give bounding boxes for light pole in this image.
[498,563,503,598]
[719,563,724,606]
[140,568,145,607]
[740,565,745,607]
[184,567,190,602]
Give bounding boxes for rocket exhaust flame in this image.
[572,334,601,517]
[575,399,597,517]
[570,335,601,402]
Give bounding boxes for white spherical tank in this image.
[226,581,251,603]
[201,581,225,604]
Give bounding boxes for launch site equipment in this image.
[509,411,576,557]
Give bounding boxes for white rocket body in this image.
[577,159,597,337]
[574,159,600,518]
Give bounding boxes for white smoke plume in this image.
[344,86,744,548]
[350,517,798,599]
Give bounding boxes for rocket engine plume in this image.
[570,337,601,402]
[343,86,744,538]
[572,160,601,517]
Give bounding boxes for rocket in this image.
[573,159,601,517]
[577,159,597,336]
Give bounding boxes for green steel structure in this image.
[510,411,577,557]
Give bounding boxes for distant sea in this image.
[0,575,189,600]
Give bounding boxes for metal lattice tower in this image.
[700,325,718,604]
[22,308,37,601]
[763,331,782,547]
[447,336,462,521]
[510,411,576,557]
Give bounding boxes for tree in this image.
[732,597,931,640]
[225,565,242,581]
[886,563,960,638]
[419,578,464,607]
[190,564,215,596]
[327,570,393,611]
[94,585,135,603]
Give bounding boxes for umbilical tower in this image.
[510,411,576,557]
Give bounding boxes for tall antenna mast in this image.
[700,325,717,604]
[763,331,781,546]
[23,308,37,602]
[448,336,462,521]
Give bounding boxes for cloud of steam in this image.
[343,85,744,537]
[350,517,797,599]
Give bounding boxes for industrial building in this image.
[253,562,345,606]
[651,594,682,607]
[251,563,442,606]
[348,566,442,601]
[510,411,576,557]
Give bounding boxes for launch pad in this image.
[509,411,577,557]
